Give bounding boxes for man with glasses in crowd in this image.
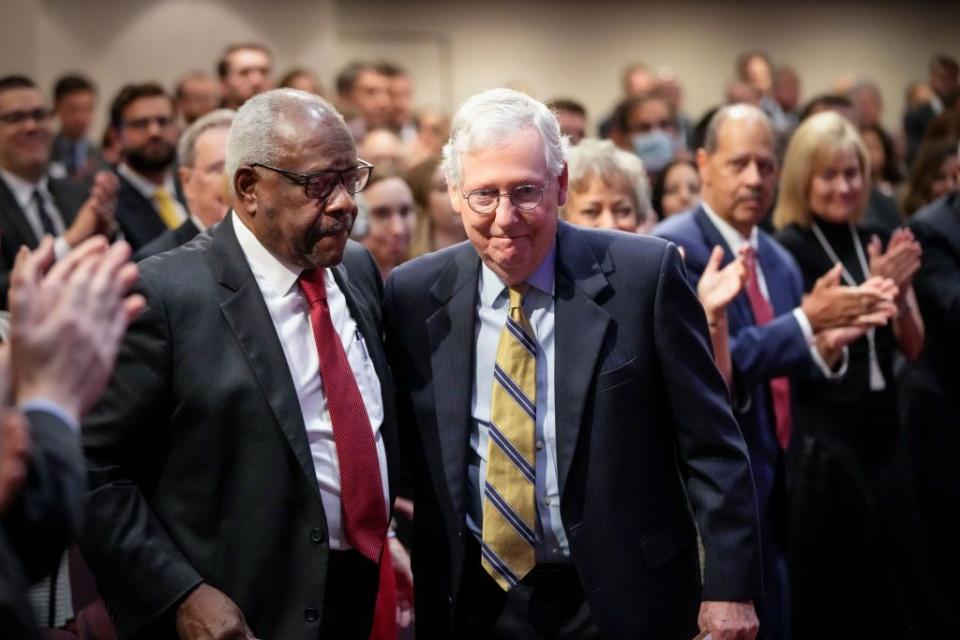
[384,88,761,639]
[111,82,188,250]
[80,88,399,639]
[0,75,117,308]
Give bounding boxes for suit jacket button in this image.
[304,607,320,622]
[310,528,324,544]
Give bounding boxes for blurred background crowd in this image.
[1,0,959,638]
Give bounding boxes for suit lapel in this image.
[425,246,479,519]
[554,222,612,497]
[0,177,40,250]
[757,234,793,315]
[213,215,319,493]
[330,262,399,504]
[693,206,754,327]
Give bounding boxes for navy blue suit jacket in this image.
[385,221,761,639]
[654,206,812,516]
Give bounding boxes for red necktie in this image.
[298,268,387,562]
[742,248,793,450]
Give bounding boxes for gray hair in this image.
[225,88,345,195]
[565,138,653,221]
[702,104,772,154]
[178,108,235,167]
[441,88,568,188]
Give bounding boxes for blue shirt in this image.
[466,247,570,561]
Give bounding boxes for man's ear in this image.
[447,177,463,215]
[556,163,569,207]
[233,167,258,215]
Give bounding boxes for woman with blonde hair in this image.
[773,111,930,637]
[404,155,466,258]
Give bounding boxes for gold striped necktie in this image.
[482,283,537,590]
[153,186,181,229]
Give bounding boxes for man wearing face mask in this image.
[111,83,189,250]
[617,94,684,181]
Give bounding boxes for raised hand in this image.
[697,245,747,322]
[801,264,898,332]
[867,229,922,298]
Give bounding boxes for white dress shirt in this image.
[233,213,389,550]
[701,202,847,378]
[116,163,188,225]
[0,169,71,259]
[467,247,570,561]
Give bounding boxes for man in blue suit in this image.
[387,89,763,640]
[654,104,896,639]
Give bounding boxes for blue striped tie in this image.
[481,284,537,590]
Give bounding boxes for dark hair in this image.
[548,99,586,118]
[217,43,272,79]
[799,94,853,122]
[374,61,406,79]
[859,124,903,185]
[903,138,959,215]
[616,94,671,133]
[336,61,380,96]
[0,75,37,95]
[930,54,959,76]
[279,67,316,89]
[651,160,697,217]
[53,74,95,104]
[109,82,171,128]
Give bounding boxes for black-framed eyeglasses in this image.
[460,185,546,215]
[0,108,53,126]
[252,160,374,201]
[123,115,175,131]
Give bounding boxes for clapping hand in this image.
[867,229,921,301]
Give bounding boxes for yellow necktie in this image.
[153,187,181,230]
[482,284,537,590]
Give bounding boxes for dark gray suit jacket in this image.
[0,176,88,309]
[384,221,762,639]
[80,214,400,638]
[133,218,200,262]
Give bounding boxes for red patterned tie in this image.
[741,248,793,450]
[298,268,387,562]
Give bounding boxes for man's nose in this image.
[493,195,519,228]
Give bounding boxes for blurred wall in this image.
[1,0,957,135]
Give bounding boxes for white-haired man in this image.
[135,108,234,260]
[80,89,400,639]
[384,87,762,639]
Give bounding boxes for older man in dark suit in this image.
[385,88,762,640]
[81,89,398,639]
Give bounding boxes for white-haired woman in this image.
[561,138,657,234]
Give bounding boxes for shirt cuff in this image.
[809,344,849,380]
[792,307,815,345]
[53,236,71,260]
[18,399,80,433]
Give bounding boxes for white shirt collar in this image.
[117,162,175,199]
[0,168,49,209]
[479,244,556,308]
[231,211,303,298]
[701,200,759,254]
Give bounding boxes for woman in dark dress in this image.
[772,112,929,638]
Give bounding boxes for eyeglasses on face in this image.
[251,160,374,200]
[123,115,175,131]
[0,108,53,126]
[459,184,546,214]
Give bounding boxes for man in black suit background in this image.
[0,75,118,308]
[49,74,109,184]
[904,55,959,163]
[384,88,761,640]
[110,82,188,250]
[135,108,233,261]
[81,88,399,639]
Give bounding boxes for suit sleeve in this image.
[0,409,85,583]
[79,273,203,637]
[653,243,763,601]
[911,220,960,333]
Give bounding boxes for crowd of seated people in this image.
[0,38,957,640]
